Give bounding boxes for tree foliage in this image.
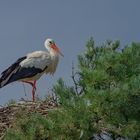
[5,38,140,139]
[77,38,140,139]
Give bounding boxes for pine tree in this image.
[5,38,140,139]
[77,38,140,139]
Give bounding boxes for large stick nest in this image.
[0,98,57,140]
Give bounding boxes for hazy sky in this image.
[0,0,140,105]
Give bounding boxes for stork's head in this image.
[44,38,64,57]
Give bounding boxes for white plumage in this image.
[20,51,51,75]
[0,38,63,102]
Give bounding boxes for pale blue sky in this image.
[0,0,140,104]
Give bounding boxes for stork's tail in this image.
[0,78,6,88]
[0,69,20,88]
[0,75,6,88]
[0,56,27,89]
[0,76,10,88]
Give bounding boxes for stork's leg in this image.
[22,80,37,102]
[22,81,37,91]
[32,80,36,102]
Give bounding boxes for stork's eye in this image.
[49,41,52,44]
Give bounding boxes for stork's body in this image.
[0,38,63,102]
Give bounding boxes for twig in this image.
[71,61,79,95]
[71,61,84,95]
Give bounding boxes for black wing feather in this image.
[8,66,43,83]
[0,56,48,88]
[1,56,27,78]
[0,56,26,88]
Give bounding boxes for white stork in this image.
[0,38,63,102]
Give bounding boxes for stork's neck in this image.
[49,49,59,74]
[49,49,59,60]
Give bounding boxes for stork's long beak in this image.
[51,44,64,57]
